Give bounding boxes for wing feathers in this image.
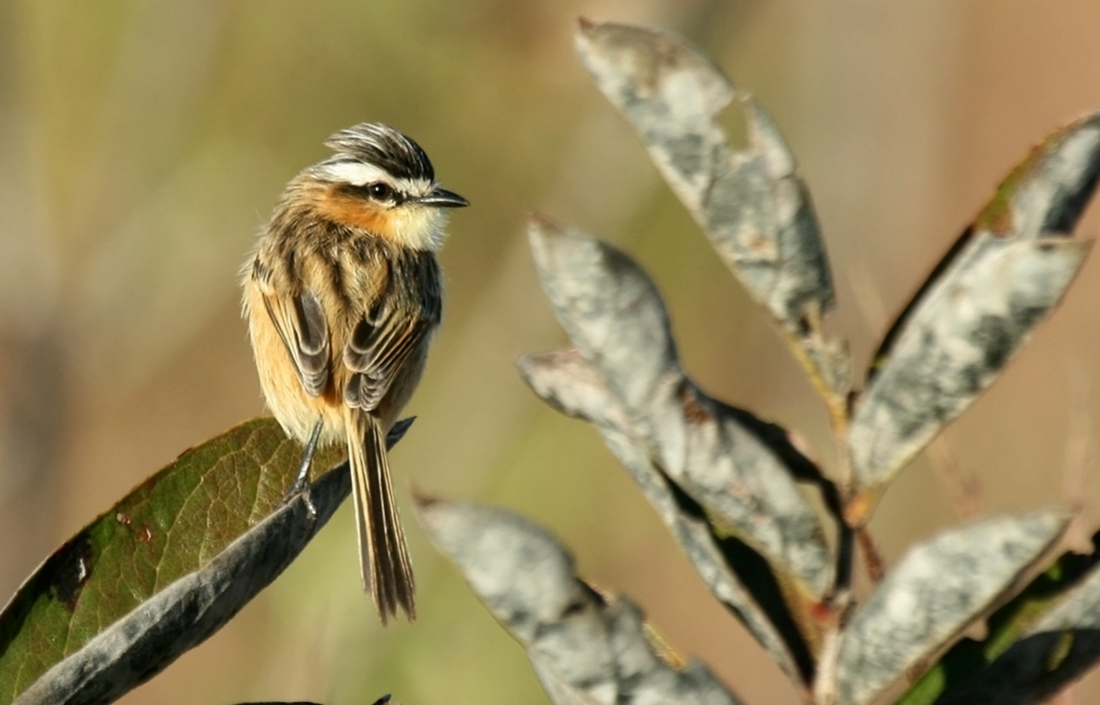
[292,291,329,396]
[343,310,430,412]
[259,290,330,397]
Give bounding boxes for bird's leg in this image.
[281,416,323,506]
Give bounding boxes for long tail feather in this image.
[348,411,416,623]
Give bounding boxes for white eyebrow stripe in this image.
[316,162,431,197]
[318,161,390,186]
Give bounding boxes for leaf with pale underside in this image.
[574,19,847,398]
[833,510,1070,705]
[517,349,817,687]
[417,498,743,705]
[527,215,831,601]
[0,417,410,705]
[898,528,1100,705]
[849,115,1100,510]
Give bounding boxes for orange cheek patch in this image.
[316,190,395,239]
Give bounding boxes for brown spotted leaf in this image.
[0,417,409,705]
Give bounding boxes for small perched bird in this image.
[241,122,468,622]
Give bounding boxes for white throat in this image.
[391,206,449,251]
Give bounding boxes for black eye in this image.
[367,182,394,201]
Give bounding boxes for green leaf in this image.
[0,417,346,705]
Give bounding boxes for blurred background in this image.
[2,1,1100,703]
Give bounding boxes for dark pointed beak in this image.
[415,187,469,208]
